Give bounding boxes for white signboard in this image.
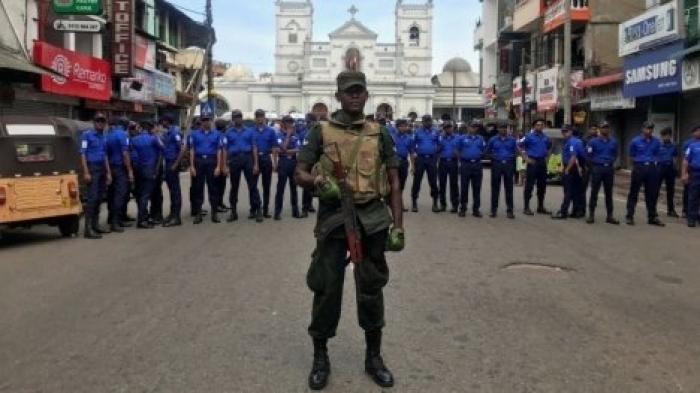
[683,56,700,91]
[536,66,560,111]
[590,85,636,111]
[619,0,681,57]
[53,19,101,33]
[512,72,536,106]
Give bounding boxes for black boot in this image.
[193,214,203,225]
[163,215,182,227]
[211,211,221,223]
[110,219,124,233]
[523,200,534,216]
[308,338,330,390]
[365,330,394,388]
[586,212,595,224]
[83,217,102,239]
[411,200,418,213]
[431,199,440,213]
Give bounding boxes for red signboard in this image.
[33,41,111,101]
[134,35,156,70]
[543,0,590,33]
[112,0,134,76]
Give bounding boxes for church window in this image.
[289,33,298,44]
[379,59,394,68]
[409,26,420,45]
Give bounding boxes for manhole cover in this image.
[501,262,576,273]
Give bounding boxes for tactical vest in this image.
[314,120,389,204]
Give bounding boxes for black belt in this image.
[280,155,297,160]
[594,163,613,167]
[87,161,105,167]
[658,161,674,165]
[196,154,216,159]
[440,157,455,162]
[494,159,514,164]
[229,151,251,156]
[461,159,480,163]
[634,161,654,166]
[529,157,546,161]
[418,154,435,159]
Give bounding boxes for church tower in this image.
[274,0,313,83]
[395,0,433,83]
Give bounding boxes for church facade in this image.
[213,0,436,119]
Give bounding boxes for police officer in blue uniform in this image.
[222,110,261,223]
[682,127,700,218]
[519,118,553,216]
[80,113,113,239]
[410,114,440,213]
[160,114,185,227]
[586,121,620,225]
[106,117,133,232]
[214,118,231,215]
[131,120,164,229]
[300,113,317,216]
[253,109,279,219]
[552,125,586,220]
[392,118,414,212]
[657,127,680,218]
[682,128,700,227]
[626,121,664,226]
[457,121,487,218]
[274,115,302,220]
[148,123,165,225]
[437,121,460,213]
[487,121,517,219]
[189,113,224,224]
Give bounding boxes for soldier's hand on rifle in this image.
[386,227,405,252]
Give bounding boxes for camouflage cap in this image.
[337,71,367,92]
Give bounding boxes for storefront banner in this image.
[619,0,681,57]
[536,66,560,112]
[590,84,636,111]
[33,41,111,101]
[120,68,154,103]
[134,35,156,71]
[152,69,176,104]
[623,41,683,98]
[512,72,535,106]
[112,0,134,76]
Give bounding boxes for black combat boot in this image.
[586,211,595,224]
[163,215,182,227]
[84,217,102,239]
[536,202,551,215]
[193,214,203,225]
[308,338,330,390]
[110,218,124,233]
[431,199,440,213]
[365,330,394,388]
[211,211,221,223]
[92,217,111,234]
[523,200,534,216]
[411,200,418,213]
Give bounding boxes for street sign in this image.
[53,19,101,33]
[200,101,215,118]
[52,0,103,15]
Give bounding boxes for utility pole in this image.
[205,0,214,109]
[520,47,527,133]
[452,70,457,122]
[562,0,572,125]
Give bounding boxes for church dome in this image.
[442,57,472,73]
[222,64,255,82]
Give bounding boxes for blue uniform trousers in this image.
[107,164,128,224]
[86,163,107,226]
[228,153,260,214]
[688,170,700,224]
[411,154,438,201]
[136,166,156,224]
[149,165,164,221]
[438,158,459,209]
[164,161,182,217]
[589,164,615,217]
[398,157,409,191]
[657,162,677,212]
[626,163,660,219]
[560,170,583,217]
[524,158,547,207]
[491,160,515,214]
[275,157,299,216]
[255,155,273,213]
[459,160,483,212]
[192,156,219,215]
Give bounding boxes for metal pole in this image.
[520,48,526,133]
[562,0,572,125]
[453,70,457,121]
[205,0,214,106]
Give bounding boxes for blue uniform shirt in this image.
[457,134,486,161]
[392,132,414,159]
[162,126,183,163]
[686,141,700,170]
[254,126,279,155]
[519,130,552,159]
[80,129,107,164]
[189,129,223,156]
[413,127,439,156]
[277,132,300,157]
[224,126,257,155]
[487,135,518,162]
[587,137,618,165]
[657,141,678,164]
[629,135,661,163]
[131,131,163,168]
[106,127,129,166]
[438,133,460,159]
[562,137,586,165]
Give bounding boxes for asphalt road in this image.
[1,172,699,393]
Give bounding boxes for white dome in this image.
[442,57,473,73]
[222,64,255,82]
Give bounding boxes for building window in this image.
[312,58,327,68]
[379,59,394,68]
[136,0,157,37]
[409,26,420,45]
[289,33,298,44]
[168,16,179,48]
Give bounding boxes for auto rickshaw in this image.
[0,116,83,237]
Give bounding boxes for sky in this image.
[168,0,481,76]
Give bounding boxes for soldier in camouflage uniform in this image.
[295,71,405,390]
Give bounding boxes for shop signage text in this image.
[623,42,683,98]
[619,0,681,57]
[52,0,103,15]
[536,66,559,112]
[112,0,133,77]
[53,19,102,33]
[590,84,636,111]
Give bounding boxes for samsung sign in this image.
[619,0,681,57]
[623,42,683,98]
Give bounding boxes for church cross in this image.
[348,5,358,19]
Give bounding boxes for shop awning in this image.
[671,43,700,59]
[578,73,624,89]
[0,47,53,76]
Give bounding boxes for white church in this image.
[213,0,482,121]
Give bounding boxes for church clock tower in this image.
[275,0,313,83]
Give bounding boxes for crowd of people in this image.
[77,108,700,239]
